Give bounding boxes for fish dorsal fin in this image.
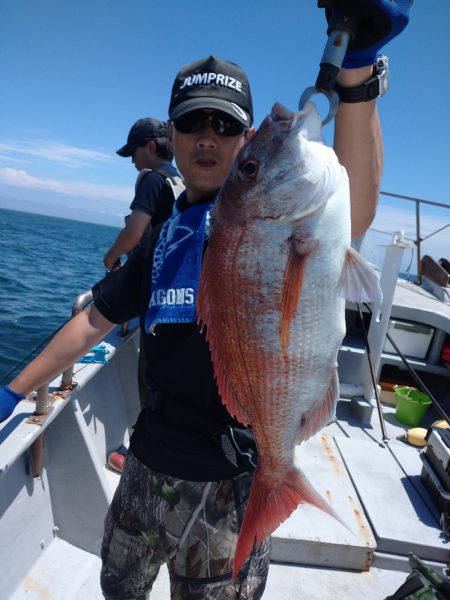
[339,247,383,305]
[197,249,250,426]
[297,369,339,444]
[280,235,317,359]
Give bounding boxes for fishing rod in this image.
[354,298,450,520]
[0,319,71,386]
[362,302,450,425]
[1,291,95,388]
[356,303,389,442]
[354,294,450,444]
[299,1,359,124]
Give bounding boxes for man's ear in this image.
[147,139,157,154]
[245,127,257,142]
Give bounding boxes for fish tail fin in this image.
[233,466,344,579]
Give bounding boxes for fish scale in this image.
[197,101,382,579]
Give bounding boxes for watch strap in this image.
[334,75,380,103]
[334,56,388,103]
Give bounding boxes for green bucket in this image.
[395,386,432,427]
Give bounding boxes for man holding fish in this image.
[1,1,412,598]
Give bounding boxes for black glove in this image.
[325,0,413,68]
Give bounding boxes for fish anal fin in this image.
[280,236,316,358]
[213,357,251,426]
[232,464,345,580]
[297,370,339,444]
[197,253,250,426]
[339,247,383,305]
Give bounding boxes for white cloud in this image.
[0,138,112,169]
[0,153,33,165]
[0,167,130,203]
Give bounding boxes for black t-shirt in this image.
[130,170,175,227]
[92,194,255,481]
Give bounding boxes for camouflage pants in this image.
[101,450,271,599]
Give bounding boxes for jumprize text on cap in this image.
[179,73,243,93]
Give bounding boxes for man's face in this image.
[132,141,155,172]
[168,109,254,203]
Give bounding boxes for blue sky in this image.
[0,1,449,272]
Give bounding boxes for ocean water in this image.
[0,208,119,384]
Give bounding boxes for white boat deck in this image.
[392,277,450,329]
[2,269,450,600]
[6,393,445,600]
[9,537,409,600]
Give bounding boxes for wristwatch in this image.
[334,55,389,103]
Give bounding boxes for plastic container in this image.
[383,319,435,359]
[420,454,450,513]
[379,381,401,405]
[395,386,432,426]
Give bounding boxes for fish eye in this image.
[239,159,259,178]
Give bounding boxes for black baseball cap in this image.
[116,118,168,157]
[169,55,253,127]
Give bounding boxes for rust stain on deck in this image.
[321,433,342,476]
[23,575,51,599]
[347,494,375,552]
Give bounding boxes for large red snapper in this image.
[197,101,381,579]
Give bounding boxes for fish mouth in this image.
[270,102,300,131]
[259,102,315,141]
[269,101,319,139]
[255,102,327,212]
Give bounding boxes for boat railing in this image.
[26,290,94,476]
[58,290,94,390]
[41,289,129,398]
[1,289,139,480]
[376,191,450,284]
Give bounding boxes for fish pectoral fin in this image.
[280,236,316,357]
[297,370,339,443]
[339,247,383,305]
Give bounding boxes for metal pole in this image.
[356,303,389,442]
[415,200,422,285]
[60,291,93,389]
[28,290,93,478]
[30,382,50,478]
[383,329,450,423]
[380,190,449,210]
[359,232,410,402]
[30,435,45,478]
[35,383,50,415]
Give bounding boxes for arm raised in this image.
[333,65,383,238]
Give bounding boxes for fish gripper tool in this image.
[299,1,359,125]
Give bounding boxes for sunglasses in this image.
[173,110,247,137]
